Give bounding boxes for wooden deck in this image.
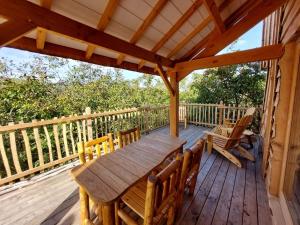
[0,125,272,225]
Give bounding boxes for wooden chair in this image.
[223,107,256,148]
[177,139,205,213]
[204,115,255,168]
[77,133,115,225]
[115,154,183,225]
[117,127,141,148]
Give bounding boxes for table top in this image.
[70,133,186,205]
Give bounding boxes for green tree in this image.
[189,63,266,106]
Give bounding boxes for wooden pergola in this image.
[0,0,285,138]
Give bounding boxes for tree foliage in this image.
[0,56,169,124]
[187,63,266,106]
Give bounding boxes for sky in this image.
[0,22,263,80]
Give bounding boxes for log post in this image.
[169,72,179,137]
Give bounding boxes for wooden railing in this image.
[0,103,248,186]
[0,106,169,185]
[179,102,248,127]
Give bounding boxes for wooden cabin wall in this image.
[261,0,300,196]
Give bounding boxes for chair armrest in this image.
[204,131,230,141]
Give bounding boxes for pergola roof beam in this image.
[9,37,158,75]
[203,0,225,33]
[0,0,174,68]
[0,20,36,47]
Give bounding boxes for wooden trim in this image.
[157,64,175,96]
[167,16,212,58]
[0,0,174,67]
[9,37,158,76]
[203,0,225,33]
[195,0,287,59]
[0,19,36,46]
[175,45,284,76]
[85,0,119,59]
[117,0,168,65]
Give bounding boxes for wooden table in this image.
[71,133,186,225]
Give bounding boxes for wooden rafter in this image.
[116,0,168,65]
[85,0,119,59]
[195,0,287,59]
[224,0,260,28]
[138,0,204,69]
[36,0,53,50]
[0,0,174,67]
[0,20,36,47]
[9,37,158,75]
[167,16,211,58]
[180,29,218,60]
[203,0,225,33]
[157,64,175,96]
[175,44,284,75]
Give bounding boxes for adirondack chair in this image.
[223,107,256,148]
[204,114,255,168]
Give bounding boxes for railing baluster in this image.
[32,120,44,168]
[0,132,12,177]
[53,118,62,160]
[41,120,53,162]
[20,121,33,169]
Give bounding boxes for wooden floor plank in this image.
[177,156,223,225]
[227,160,246,225]
[211,163,237,225]
[243,148,258,225]
[196,160,230,225]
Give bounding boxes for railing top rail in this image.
[0,105,169,133]
[0,108,138,133]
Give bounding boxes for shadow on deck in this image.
[0,125,271,225]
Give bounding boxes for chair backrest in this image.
[225,115,253,148]
[77,134,114,224]
[143,155,183,225]
[117,127,141,148]
[78,133,115,163]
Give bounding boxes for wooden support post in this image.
[169,72,179,137]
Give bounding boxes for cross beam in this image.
[176,44,284,81]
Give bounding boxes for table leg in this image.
[101,204,114,225]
